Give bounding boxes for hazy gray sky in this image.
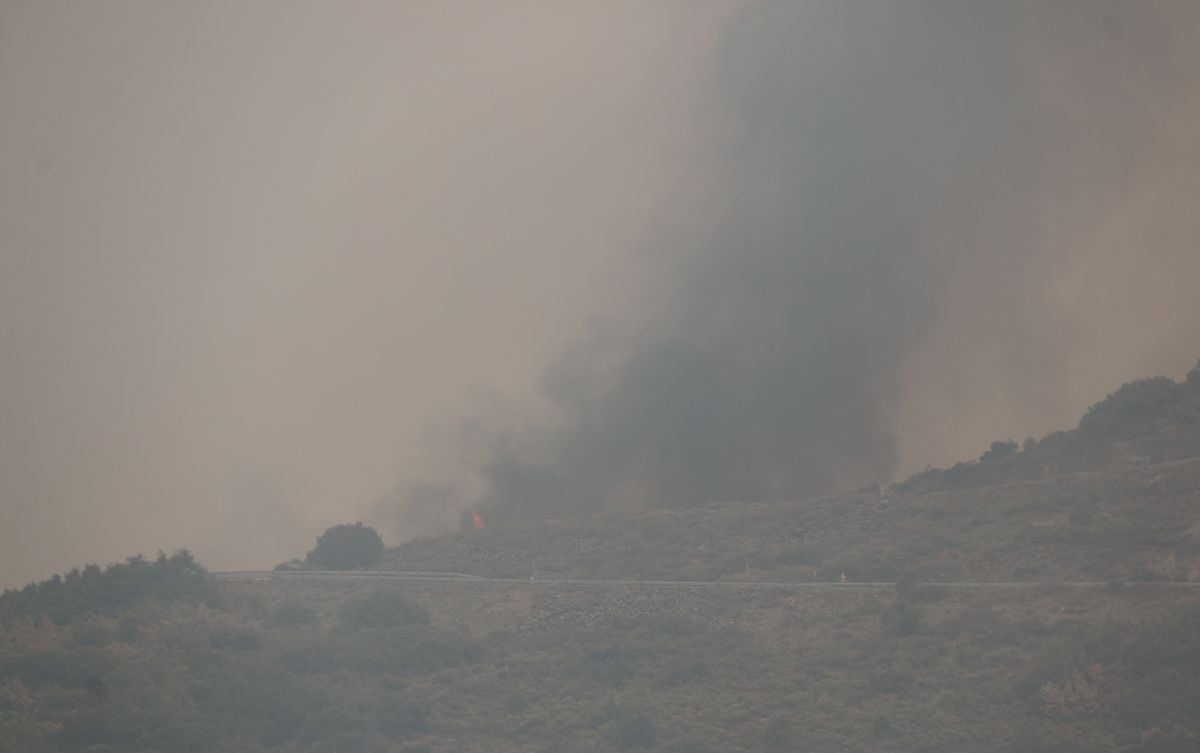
[3,1,1199,586]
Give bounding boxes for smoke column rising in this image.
[472,0,1200,517]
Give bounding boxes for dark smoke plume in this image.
[473,1,1200,517]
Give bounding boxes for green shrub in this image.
[377,701,428,738]
[604,712,656,750]
[880,600,924,637]
[272,600,317,627]
[209,627,260,651]
[340,592,429,630]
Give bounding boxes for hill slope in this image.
[3,366,1200,753]
[383,367,1200,585]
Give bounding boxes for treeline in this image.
[896,363,1200,494]
[0,550,210,627]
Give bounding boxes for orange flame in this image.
[471,511,485,530]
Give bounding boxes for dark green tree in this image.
[304,522,384,570]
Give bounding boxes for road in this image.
[212,570,1200,590]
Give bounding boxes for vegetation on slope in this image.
[2,367,1199,752]
[0,551,210,628]
[382,366,1200,585]
[382,459,1200,585]
[2,570,1199,753]
[897,363,1200,494]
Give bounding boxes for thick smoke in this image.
[471,1,1200,517]
[4,2,1199,581]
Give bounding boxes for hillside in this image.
[383,367,1200,585]
[3,367,1200,753]
[380,459,1200,586]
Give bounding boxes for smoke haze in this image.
[3,1,1199,585]
[477,0,1200,517]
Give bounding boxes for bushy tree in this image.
[304,523,384,570]
[980,439,1018,463]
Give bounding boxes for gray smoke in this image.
[473,1,1200,517]
[5,2,1200,582]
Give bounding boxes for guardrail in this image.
[211,571,1200,590]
